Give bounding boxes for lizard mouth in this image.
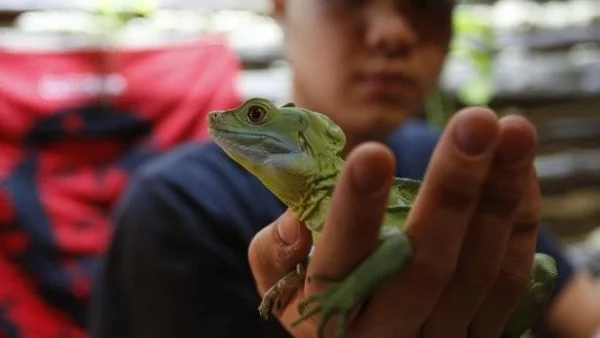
[210,127,297,155]
[210,127,274,144]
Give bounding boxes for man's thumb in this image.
[248,209,312,296]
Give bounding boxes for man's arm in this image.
[544,271,600,338]
[533,226,600,337]
[90,174,289,338]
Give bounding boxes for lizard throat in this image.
[294,159,342,231]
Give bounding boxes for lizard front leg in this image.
[259,263,307,319]
[291,232,413,338]
[288,235,557,338]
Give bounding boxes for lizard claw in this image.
[297,293,321,316]
[291,234,414,338]
[291,278,353,338]
[296,275,341,317]
[258,264,306,319]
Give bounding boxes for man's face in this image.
[276,0,453,141]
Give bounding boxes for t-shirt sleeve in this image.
[89,173,290,338]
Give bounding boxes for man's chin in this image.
[322,95,415,140]
[344,113,408,141]
[361,103,411,125]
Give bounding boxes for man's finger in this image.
[306,142,395,286]
[470,167,541,337]
[248,210,312,296]
[423,115,538,337]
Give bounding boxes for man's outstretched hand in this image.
[248,107,541,338]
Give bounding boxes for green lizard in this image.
[207,97,558,338]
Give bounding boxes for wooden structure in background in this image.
[494,97,600,243]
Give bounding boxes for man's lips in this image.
[358,72,419,97]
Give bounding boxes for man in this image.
[91,0,600,337]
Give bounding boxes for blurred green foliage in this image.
[425,6,496,127]
[90,0,158,34]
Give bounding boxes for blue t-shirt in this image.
[90,119,573,338]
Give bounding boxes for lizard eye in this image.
[247,105,267,124]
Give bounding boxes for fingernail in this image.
[277,212,299,245]
[453,108,498,156]
[496,116,536,166]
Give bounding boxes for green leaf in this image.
[459,75,494,106]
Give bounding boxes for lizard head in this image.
[207,97,346,207]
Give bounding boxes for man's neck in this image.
[340,132,389,159]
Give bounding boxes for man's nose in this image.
[365,6,417,57]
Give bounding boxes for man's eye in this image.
[323,0,454,13]
[323,0,367,11]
